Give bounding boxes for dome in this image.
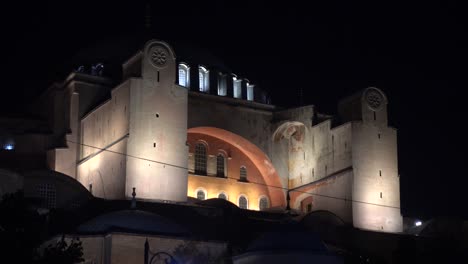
[233,231,343,264]
[69,33,232,76]
[22,170,92,209]
[77,209,189,235]
[196,198,241,212]
[246,231,327,252]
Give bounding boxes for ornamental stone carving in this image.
[364,88,384,110]
[149,46,168,67]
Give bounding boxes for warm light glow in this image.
[188,127,286,207]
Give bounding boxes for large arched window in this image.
[196,188,206,200]
[178,63,190,87]
[240,166,247,182]
[218,192,227,200]
[199,66,209,92]
[238,195,248,209]
[259,196,269,211]
[216,154,225,177]
[195,143,207,175]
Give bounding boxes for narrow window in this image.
[247,83,254,101]
[233,76,242,98]
[240,166,247,182]
[157,71,160,82]
[218,193,227,200]
[178,63,190,87]
[379,170,382,176]
[312,168,314,177]
[217,73,227,96]
[380,192,382,199]
[199,66,209,92]
[307,203,312,213]
[239,195,248,209]
[195,143,207,175]
[259,197,269,211]
[378,133,381,139]
[153,142,156,148]
[197,190,206,200]
[373,111,376,121]
[216,154,225,177]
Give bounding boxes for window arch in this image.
[218,192,228,200]
[178,63,190,87]
[259,196,269,211]
[199,66,209,92]
[216,154,225,177]
[240,166,247,182]
[233,76,242,98]
[247,83,255,101]
[196,188,206,200]
[238,195,248,209]
[195,143,207,175]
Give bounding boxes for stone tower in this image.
[339,87,402,232]
[125,40,188,202]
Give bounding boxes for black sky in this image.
[1,1,467,219]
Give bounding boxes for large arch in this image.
[272,121,309,189]
[188,127,285,207]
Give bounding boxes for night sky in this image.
[1,1,467,219]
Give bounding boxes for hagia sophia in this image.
[0,39,405,263]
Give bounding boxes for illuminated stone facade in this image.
[1,39,402,232]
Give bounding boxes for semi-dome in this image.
[77,209,190,236]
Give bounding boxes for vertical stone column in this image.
[126,40,188,202]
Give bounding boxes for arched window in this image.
[247,83,255,101]
[196,189,206,200]
[178,63,190,87]
[199,66,209,92]
[233,76,242,98]
[218,192,227,200]
[240,166,247,182]
[216,154,225,177]
[238,195,248,209]
[195,143,207,175]
[259,196,269,211]
[217,73,227,96]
